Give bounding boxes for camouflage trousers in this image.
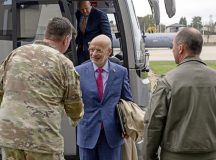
[1,147,65,160]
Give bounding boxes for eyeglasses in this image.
[88,48,104,54]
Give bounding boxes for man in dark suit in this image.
[76,1,112,65]
[76,34,132,160]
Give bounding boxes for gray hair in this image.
[175,27,203,55]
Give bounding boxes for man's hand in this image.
[122,133,129,139]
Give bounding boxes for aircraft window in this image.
[18,4,62,45]
[128,0,145,65]
[0,1,12,60]
[107,13,123,63]
[34,4,62,40]
[0,3,12,38]
[107,14,119,47]
[2,0,12,5]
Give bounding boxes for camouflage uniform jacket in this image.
[0,41,84,154]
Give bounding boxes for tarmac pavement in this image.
[148,46,216,61]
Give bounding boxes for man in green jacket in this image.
[144,27,216,160]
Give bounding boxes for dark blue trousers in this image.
[79,129,122,160]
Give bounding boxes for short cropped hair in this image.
[78,1,91,8]
[45,17,76,41]
[175,28,203,55]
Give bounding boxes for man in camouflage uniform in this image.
[0,17,84,160]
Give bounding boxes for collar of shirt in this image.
[34,40,58,51]
[80,15,89,23]
[93,60,109,73]
[93,61,109,91]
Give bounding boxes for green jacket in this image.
[144,57,216,160]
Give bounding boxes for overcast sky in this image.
[133,0,216,26]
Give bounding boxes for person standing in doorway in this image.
[75,1,112,65]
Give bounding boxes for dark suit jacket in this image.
[75,7,112,64]
[75,61,133,149]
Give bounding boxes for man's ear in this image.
[108,48,113,56]
[62,36,68,47]
[178,44,184,55]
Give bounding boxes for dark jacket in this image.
[75,7,112,64]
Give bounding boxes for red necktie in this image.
[96,67,103,100]
[97,68,104,128]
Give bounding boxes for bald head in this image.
[175,27,203,55]
[89,35,112,67]
[172,27,203,64]
[90,34,112,49]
